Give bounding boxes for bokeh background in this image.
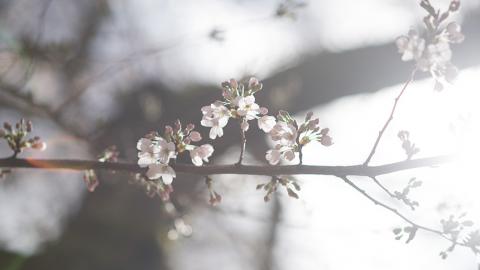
[1,0,480,269]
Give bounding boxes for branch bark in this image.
[0,155,453,177]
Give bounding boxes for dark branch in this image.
[0,155,453,177]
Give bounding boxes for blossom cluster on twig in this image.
[395,0,464,90]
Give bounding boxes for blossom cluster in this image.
[395,0,464,90]
[201,77,276,139]
[83,146,121,192]
[0,119,46,156]
[137,120,214,185]
[265,111,332,165]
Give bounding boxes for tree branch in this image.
[338,175,465,247]
[0,155,453,177]
[364,69,417,165]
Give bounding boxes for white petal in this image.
[146,164,163,179]
[138,156,154,167]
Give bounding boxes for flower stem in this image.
[237,120,247,165]
[298,145,303,165]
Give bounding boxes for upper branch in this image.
[363,69,416,165]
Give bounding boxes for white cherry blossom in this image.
[258,115,276,133]
[137,138,160,167]
[235,95,260,120]
[146,163,176,185]
[158,140,177,164]
[266,149,281,165]
[269,122,297,146]
[201,103,230,139]
[396,30,425,62]
[190,144,214,166]
[265,121,299,165]
[445,22,465,44]
[266,146,296,165]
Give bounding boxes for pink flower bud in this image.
[32,141,47,151]
[189,131,202,142]
[3,122,12,132]
[259,107,268,115]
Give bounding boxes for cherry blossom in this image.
[265,111,332,165]
[137,120,214,185]
[137,138,160,167]
[270,122,297,146]
[157,140,177,164]
[396,30,425,62]
[266,146,295,165]
[201,77,269,139]
[258,115,276,133]
[395,0,464,88]
[146,163,176,185]
[190,144,214,166]
[235,95,260,120]
[201,102,230,139]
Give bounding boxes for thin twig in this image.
[370,176,395,198]
[338,175,465,247]
[0,155,453,176]
[364,69,417,166]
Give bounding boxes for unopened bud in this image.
[186,123,195,131]
[189,131,202,142]
[26,120,32,132]
[32,141,47,151]
[174,119,182,131]
[449,0,460,11]
[259,107,268,115]
[3,122,12,132]
[305,111,313,121]
[229,79,238,89]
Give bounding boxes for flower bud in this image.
[164,125,173,134]
[31,141,47,151]
[259,107,268,115]
[174,119,182,132]
[26,120,33,132]
[305,112,313,121]
[3,122,12,132]
[186,123,195,131]
[449,0,460,12]
[189,131,202,142]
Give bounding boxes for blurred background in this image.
[1,0,480,269]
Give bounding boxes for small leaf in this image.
[393,228,402,235]
[405,226,418,244]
